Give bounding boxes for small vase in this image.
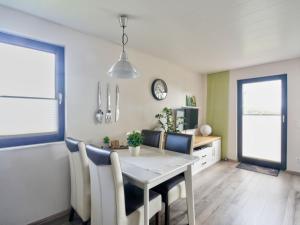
[129,146,140,156]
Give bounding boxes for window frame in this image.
[0,31,65,148]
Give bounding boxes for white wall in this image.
[0,143,69,225]
[227,58,300,172]
[0,6,204,225]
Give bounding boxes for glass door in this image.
[237,75,287,170]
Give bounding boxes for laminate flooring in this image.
[46,161,300,225]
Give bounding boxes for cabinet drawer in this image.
[200,149,212,161]
[192,138,222,175]
[198,159,209,168]
[195,147,212,159]
[193,147,213,166]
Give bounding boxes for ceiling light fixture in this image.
[107,15,140,79]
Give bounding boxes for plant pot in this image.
[129,146,140,156]
[103,143,110,149]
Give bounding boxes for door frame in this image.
[237,74,287,170]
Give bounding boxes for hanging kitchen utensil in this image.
[115,85,120,122]
[95,82,104,123]
[105,84,112,123]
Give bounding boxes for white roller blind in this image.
[0,98,58,136]
[0,42,55,98]
[0,41,58,137]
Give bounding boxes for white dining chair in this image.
[86,145,162,225]
[65,137,91,225]
[152,132,194,225]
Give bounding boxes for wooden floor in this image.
[47,161,300,225]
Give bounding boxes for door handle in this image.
[282,115,285,123]
[58,93,63,105]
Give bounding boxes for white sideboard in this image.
[192,136,221,174]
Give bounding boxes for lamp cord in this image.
[121,26,128,52]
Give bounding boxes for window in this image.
[0,32,65,148]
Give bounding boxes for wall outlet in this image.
[297,157,300,164]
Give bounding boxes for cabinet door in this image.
[211,147,216,161]
[212,140,222,161]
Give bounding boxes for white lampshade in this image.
[107,51,139,79]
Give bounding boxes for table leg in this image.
[144,184,150,225]
[184,165,195,225]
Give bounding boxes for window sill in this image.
[0,141,65,152]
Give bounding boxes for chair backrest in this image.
[141,130,163,149]
[164,132,194,155]
[65,137,91,221]
[86,145,127,225]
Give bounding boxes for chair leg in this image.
[164,199,170,225]
[155,212,160,225]
[69,207,75,222]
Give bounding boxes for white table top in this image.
[116,146,198,186]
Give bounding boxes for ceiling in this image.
[1,0,300,73]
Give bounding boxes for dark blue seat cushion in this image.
[124,183,160,216]
[152,173,185,202]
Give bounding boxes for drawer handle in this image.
[202,162,207,165]
[202,155,207,158]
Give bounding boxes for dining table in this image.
[116,145,199,225]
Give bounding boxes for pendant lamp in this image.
[108,15,140,79]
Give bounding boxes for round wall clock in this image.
[151,79,168,100]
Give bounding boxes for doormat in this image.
[237,163,279,176]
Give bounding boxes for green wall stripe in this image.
[206,71,229,159]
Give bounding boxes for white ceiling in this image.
[1,0,300,73]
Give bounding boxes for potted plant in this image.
[155,107,175,132]
[127,130,143,156]
[103,136,110,148]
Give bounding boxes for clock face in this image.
[151,79,168,100]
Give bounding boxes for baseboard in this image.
[287,170,300,176]
[27,209,69,225]
[222,158,238,163]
